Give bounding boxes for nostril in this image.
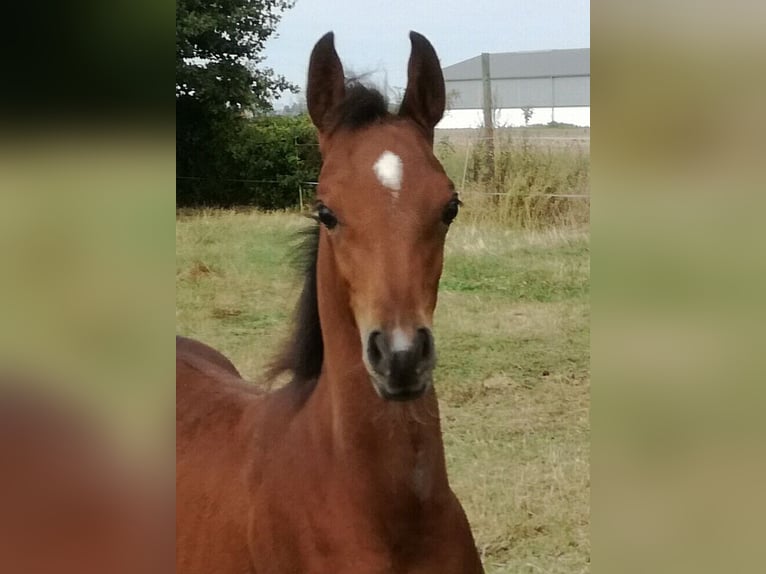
[417,327,434,362]
[367,330,386,370]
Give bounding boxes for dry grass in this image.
[436,127,590,229]
[176,210,590,572]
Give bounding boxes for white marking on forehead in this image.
[373,150,403,192]
[391,328,411,352]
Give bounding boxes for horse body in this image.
[177,31,483,573]
[177,338,481,572]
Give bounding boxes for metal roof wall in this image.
[443,48,589,109]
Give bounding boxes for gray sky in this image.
[263,0,590,108]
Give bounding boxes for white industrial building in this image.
[437,48,590,128]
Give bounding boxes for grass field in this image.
[176,210,590,573]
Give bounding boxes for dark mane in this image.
[267,223,323,389]
[328,82,391,133]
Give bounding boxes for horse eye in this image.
[442,197,461,225]
[316,204,338,229]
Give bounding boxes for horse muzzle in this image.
[364,327,436,401]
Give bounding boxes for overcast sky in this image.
[263,0,590,108]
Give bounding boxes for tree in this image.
[176,0,296,114]
[521,106,533,126]
[176,0,298,205]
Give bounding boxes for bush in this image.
[177,114,321,209]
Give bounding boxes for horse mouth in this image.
[377,384,428,402]
[367,370,431,402]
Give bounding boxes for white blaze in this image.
[373,151,403,192]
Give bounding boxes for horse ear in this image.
[306,32,346,133]
[398,31,445,143]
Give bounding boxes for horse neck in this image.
[309,240,449,500]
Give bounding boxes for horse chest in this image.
[249,481,479,574]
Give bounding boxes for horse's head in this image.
[307,32,459,401]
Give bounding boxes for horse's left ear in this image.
[398,31,446,143]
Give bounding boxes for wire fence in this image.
[176,175,588,211]
[177,127,590,209]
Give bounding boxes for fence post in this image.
[461,140,472,191]
[298,184,303,211]
[481,53,494,136]
[481,52,495,183]
[551,75,556,124]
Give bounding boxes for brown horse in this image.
[177,32,484,573]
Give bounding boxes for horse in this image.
[176,31,484,573]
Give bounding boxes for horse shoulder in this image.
[426,493,484,573]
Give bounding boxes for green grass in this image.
[176,210,590,572]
